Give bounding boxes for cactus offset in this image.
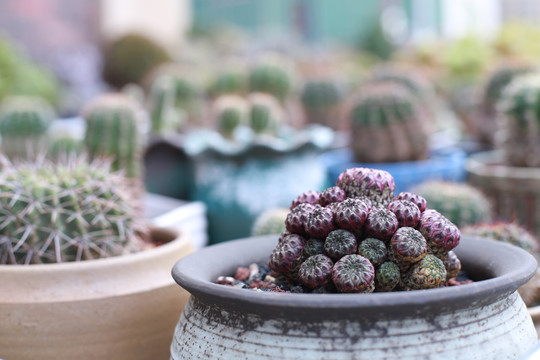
[402,254,447,290]
[375,261,400,292]
[298,254,334,289]
[418,209,461,258]
[332,254,375,293]
[336,167,395,206]
[0,156,145,265]
[0,96,54,159]
[358,237,387,266]
[324,229,358,261]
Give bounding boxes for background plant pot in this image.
[184,126,334,244]
[170,235,537,359]
[466,150,540,238]
[324,146,467,194]
[0,227,194,360]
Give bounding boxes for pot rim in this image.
[172,235,537,318]
[466,150,540,179]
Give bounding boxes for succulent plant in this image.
[298,254,334,289]
[291,190,320,210]
[305,206,335,239]
[0,156,145,265]
[248,57,293,103]
[402,254,447,290]
[324,229,358,261]
[412,181,492,228]
[209,70,247,98]
[358,238,387,267]
[332,254,375,293]
[365,208,399,241]
[375,261,400,292]
[498,72,540,167]
[147,75,185,134]
[390,227,427,267]
[0,96,55,159]
[336,167,395,206]
[247,93,284,135]
[212,95,248,139]
[300,79,343,128]
[418,209,461,258]
[333,198,371,232]
[285,203,315,236]
[102,34,171,88]
[268,233,306,278]
[252,208,289,236]
[347,82,431,163]
[303,238,326,258]
[387,199,421,228]
[319,186,346,206]
[395,191,427,212]
[444,251,461,280]
[462,222,538,255]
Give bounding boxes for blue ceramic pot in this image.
[324,146,467,194]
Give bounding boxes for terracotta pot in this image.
[170,235,537,359]
[0,227,194,360]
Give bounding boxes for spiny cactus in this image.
[336,167,395,206]
[462,222,538,255]
[248,56,294,103]
[212,95,248,139]
[0,96,55,159]
[498,72,540,167]
[209,70,247,98]
[412,181,492,228]
[323,229,357,261]
[418,209,461,258]
[252,208,289,236]
[375,261,400,292]
[248,93,284,135]
[0,156,145,265]
[347,81,431,163]
[319,186,346,206]
[300,79,343,128]
[285,203,315,236]
[358,238,387,267]
[147,74,185,134]
[82,93,144,179]
[402,254,447,290]
[332,254,375,293]
[298,254,334,289]
[268,233,306,278]
[291,190,320,210]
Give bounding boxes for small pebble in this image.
[234,267,250,281]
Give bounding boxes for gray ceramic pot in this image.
[170,235,538,359]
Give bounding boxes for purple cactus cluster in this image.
[217,167,465,293]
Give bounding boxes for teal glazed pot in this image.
[324,146,466,194]
[184,125,334,244]
[170,235,538,359]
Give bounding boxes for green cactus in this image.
[463,222,538,255]
[82,94,144,178]
[0,156,145,264]
[498,73,540,167]
[300,79,343,128]
[213,95,248,139]
[412,181,492,228]
[0,96,55,159]
[48,136,83,159]
[209,70,247,98]
[348,82,430,163]
[248,93,283,135]
[371,65,436,104]
[102,34,171,88]
[251,208,289,236]
[248,57,293,103]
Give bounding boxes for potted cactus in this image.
[0,156,194,360]
[169,167,538,358]
[325,78,466,194]
[467,72,540,237]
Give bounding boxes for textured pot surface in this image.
[0,227,194,360]
[466,150,540,238]
[170,235,537,359]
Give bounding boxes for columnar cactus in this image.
[0,156,145,265]
[347,82,431,163]
[82,93,144,179]
[412,181,492,228]
[300,79,343,128]
[498,73,540,167]
[0,96,54,159]
[212,95,248,139]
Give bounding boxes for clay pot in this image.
[0,227,194,360]
[170,235,537,359]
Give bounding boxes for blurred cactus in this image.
[0,96,55,159]
[213,95,248,139]
[102,34,171,88]
[252,208,289,236]
[82,93,144,178]
[494,22,540,63]
[412,181,492,228]
[248,56,294,103]
[0,155,145,264]
[209,70,247,98]
[347,82,430,163]
[248,93,284,135]
[300,79,343,128]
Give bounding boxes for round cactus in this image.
[462,222,539,255]
[0,156,145,265]
[336,167,395,207]
[333,198,371,232]
[248,56,293,103]
[346,82,431,163]
[248,93,284,135]
[0,96,55,159]
[444,251,461,280]
[332,254,375,293]
[298,254,334,289]
[291,190,320,210]
[268,233,306,278]
[390,227,427,266]
[324,229,358,261]
[358,237,387,267]
[387,199,421,228]
[375,261,400,292]
[365,208,399,241]
[395,191,427,212]
[319,186,346,206]
[285,203,315,236]
[252,208,289,236]
[212,95,248,139]
[412,181,492,228]
[305,206,335,239]
[209,70,247,98]
[303,238,326,258]
[418,209,461,258]
[300,78,343,128]
[402,254,447,290]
